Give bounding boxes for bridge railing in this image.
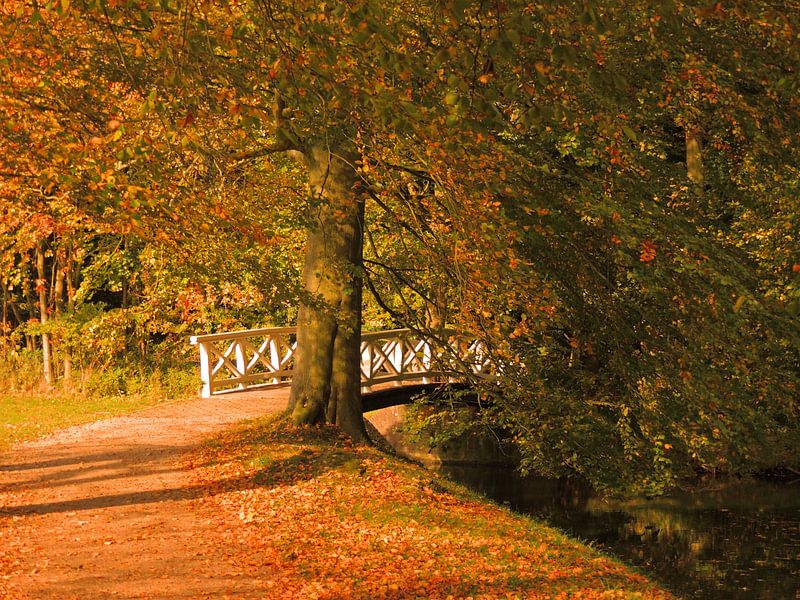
[359,328,491,391]
[190,327,491,398]
[189,327,297,398]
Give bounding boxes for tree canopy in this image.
[1,0,798,494]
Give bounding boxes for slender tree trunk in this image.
[685,127,704,190]
[10,301,24,333]
[54,261,65,315]
[425,283,448,331]
[287,146,367,441]
[54,259,74,386]
[53,260,65,381]
[121,236,129,309]
[23,275,35,352]
[1,277,7,355]
[63,252,75,386]
[36,241,53,386]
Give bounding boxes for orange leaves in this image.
[184,418,673,600]
[639,240,657,263]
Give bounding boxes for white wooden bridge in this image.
[189,327,491,399]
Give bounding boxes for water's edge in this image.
[437,465,800,600]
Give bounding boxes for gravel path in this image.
[0,389,289,599]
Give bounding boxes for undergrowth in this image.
[0,351,199,450]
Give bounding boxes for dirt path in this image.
[0,389,290,599]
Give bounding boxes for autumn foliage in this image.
[0,0,798,494]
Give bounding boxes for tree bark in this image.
[287,146,368,441]
[36,241,53,386]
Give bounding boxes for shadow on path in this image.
[0,446,353,517]
[0,445,194,491]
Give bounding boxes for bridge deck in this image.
[209,380,468,413]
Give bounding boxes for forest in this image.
[1,0,798,495]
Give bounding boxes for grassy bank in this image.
[191,416,674,599]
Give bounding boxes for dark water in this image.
[439,465,800,600]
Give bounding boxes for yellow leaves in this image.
[99,169,116,185]
[148,25,164,43]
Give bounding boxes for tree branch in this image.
[233,139,298,161]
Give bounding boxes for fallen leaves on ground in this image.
[187,416,674,599]
[0,517,23,600]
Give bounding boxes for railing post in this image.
[360,341,373,392]
[449,336,459,383]
[393,338,403,385]
[234,341,247,390]
[197,341,213,398]
[269,336,280,384]
[422,340,431,384]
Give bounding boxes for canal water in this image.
[439,466,800,599]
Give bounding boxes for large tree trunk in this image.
[287,146,368,442]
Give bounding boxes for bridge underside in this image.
[361,382,475,413]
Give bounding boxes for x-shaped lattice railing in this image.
[190,327,491,397]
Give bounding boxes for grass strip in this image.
[0,392,180,451]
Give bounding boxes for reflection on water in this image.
[439,465,800,600]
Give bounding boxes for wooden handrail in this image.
[189,326,296,344]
